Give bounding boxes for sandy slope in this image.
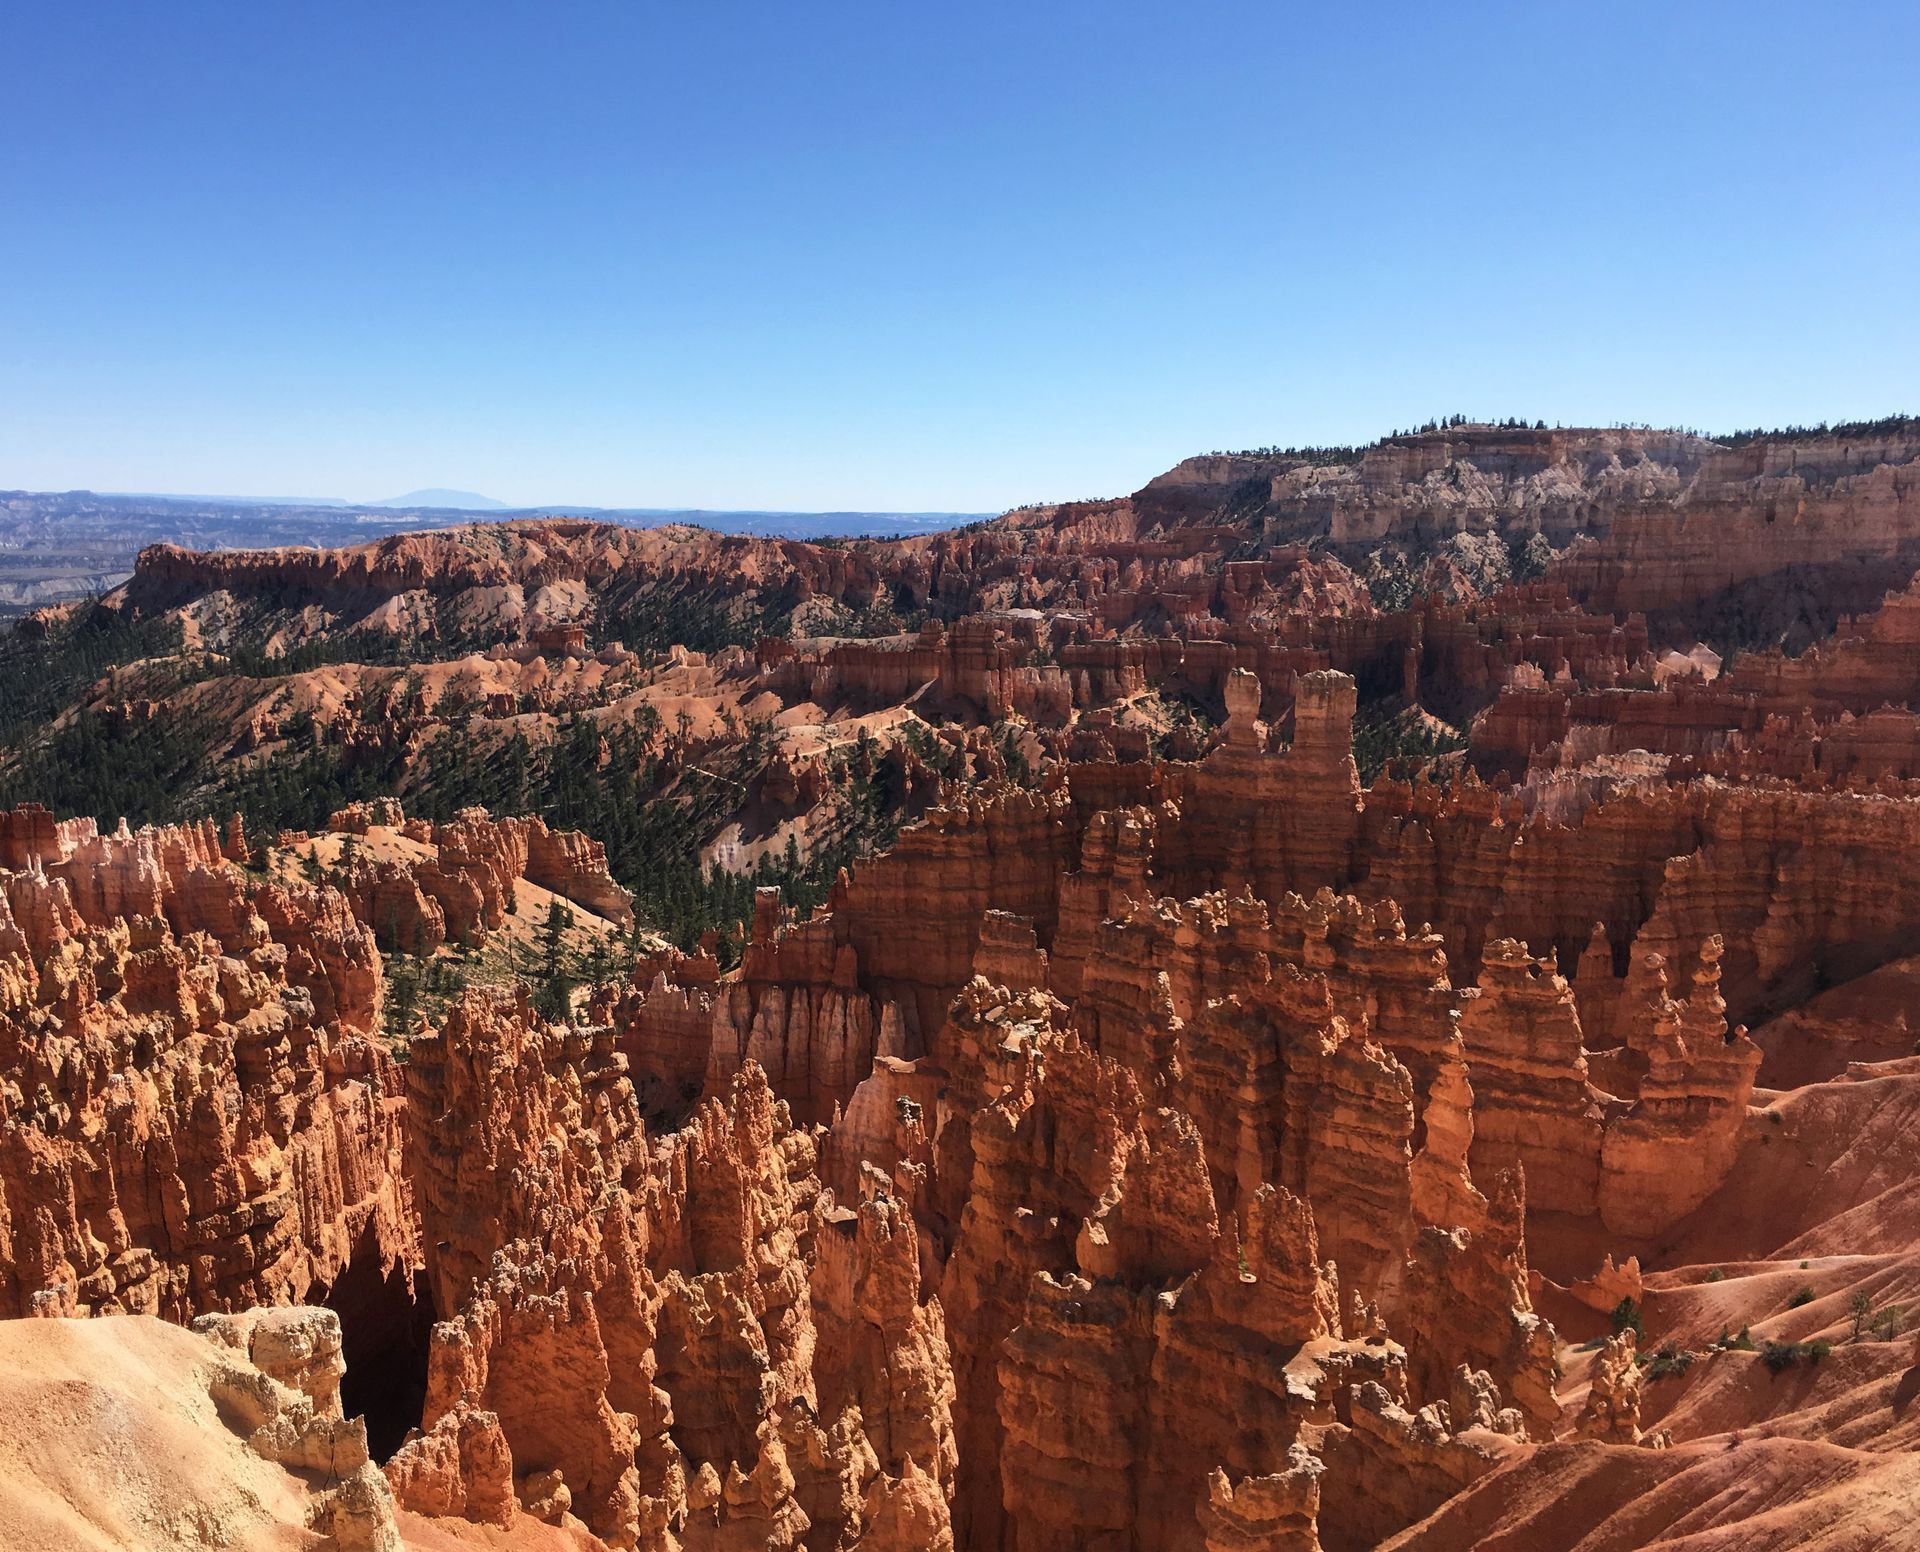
[0,1315,608,1552]
[1392,1054,1920,1552]
[0,1316,316,1552]
[1383,1437,1920,1551]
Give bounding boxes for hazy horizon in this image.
[48,485,999,520]
[3,2,1915,510]
[43,409,1918,520]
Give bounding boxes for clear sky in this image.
[2,2,1915,512]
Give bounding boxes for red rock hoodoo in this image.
[7,420,1920,1550]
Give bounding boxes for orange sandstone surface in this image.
[5,423,1920,1549]
[6,690,1919,1548]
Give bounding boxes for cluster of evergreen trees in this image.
[0,587,918,958]
[0,607,184,745]
[381,951,472,1045]
[220,626,484,679]
[1210,411,1920,461]
[0,602,222,824]
[1715,414,1915,447]
[1211,416,1567,462]
[221,711,902,959]
[0,705,211,826]
[1205,441,1368,464]
[379,887,643,1048]
[218,721,415,835]
[1351,702,1467,785]
[0,607,435,824]
[1386,415,1547,438]
[593,574,793,658]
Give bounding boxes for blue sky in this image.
[2,2,1915,511]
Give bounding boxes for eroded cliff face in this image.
[7,646,1918,1551]
[0,805,411,1322]
[327,798,636,948]
[8,421,1920,1551]
[1552,434,1920,634]
[590,661,1917,1550]
[394,983,957,1551]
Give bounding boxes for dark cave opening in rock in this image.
[324,1228,437,1463]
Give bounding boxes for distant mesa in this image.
[365,488,509,510]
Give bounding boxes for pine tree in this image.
[537,900,575,976]
[580,931,619,990]
[385,955,421,1041]
[531,900,577,1023]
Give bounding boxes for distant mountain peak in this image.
[366,488,508,511]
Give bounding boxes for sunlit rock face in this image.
[9,423,1920,1549]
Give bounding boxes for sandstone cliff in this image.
[7,422,1920,1550]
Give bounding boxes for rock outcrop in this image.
[195,1305,403,1550]
[9,420,1920,1551]
[397,978,958,1550]
[0,808,411,1321]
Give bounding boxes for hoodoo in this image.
[5,422,1920,1549]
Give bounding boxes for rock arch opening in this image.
[324,1227,437,1462]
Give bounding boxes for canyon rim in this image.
[3,421,1920,1548]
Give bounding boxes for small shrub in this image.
[1610,1297,1645,1338]
[1871,1305,1907,1342]
[1760,1338,1832,1374]
[1642,1344,1696,1381]
[1787,1286,1816,1310]
[1705,1268,1725,1283]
